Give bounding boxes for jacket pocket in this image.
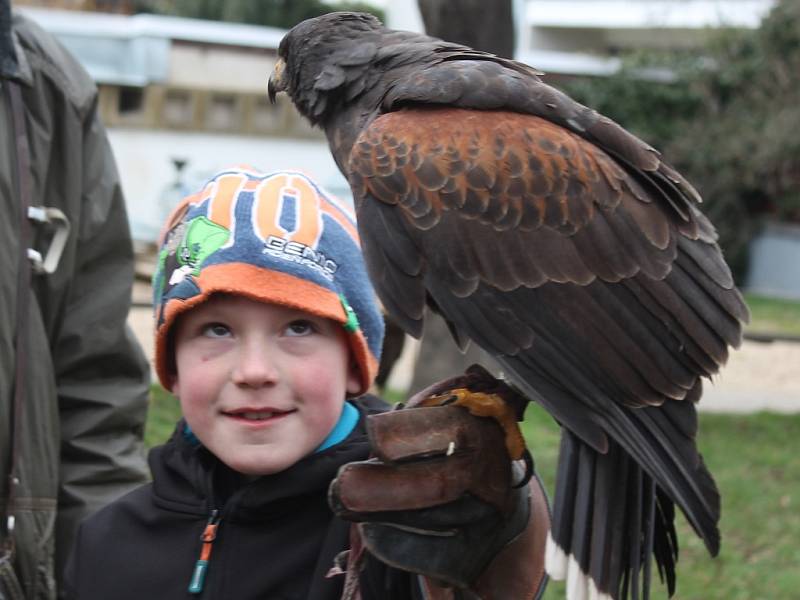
[0,553,26,600]
[4,499,58,600]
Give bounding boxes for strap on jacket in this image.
[2,77,32,562]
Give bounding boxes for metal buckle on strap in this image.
[2,478,18,560]
[27,206,70,274]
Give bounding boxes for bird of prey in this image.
[268,12,749,600]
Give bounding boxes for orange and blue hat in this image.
[152,166,384,395]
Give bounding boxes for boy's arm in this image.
[330,370,550,599]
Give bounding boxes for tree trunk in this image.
[417,0,515,58]
[408,314,499,393]
[407,0,513,392]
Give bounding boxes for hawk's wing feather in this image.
[356,194,427,337]
[349,109,745,387]
[349,106,742,554]
[382,58,660,170]
[381,54,708,241]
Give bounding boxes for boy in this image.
[63,167,549,599]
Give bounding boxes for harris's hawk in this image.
[268,12,748,600]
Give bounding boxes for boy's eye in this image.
[285,320,315,337]
[202,323,231,338]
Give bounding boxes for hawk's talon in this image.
[512,449,534,489]
[420,387,528,463]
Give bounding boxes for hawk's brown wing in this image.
[349,105,746,513]
[350,107,745,398]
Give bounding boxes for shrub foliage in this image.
[557,0,800,279]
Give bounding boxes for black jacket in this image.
[63,396,416,600]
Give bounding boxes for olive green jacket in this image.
[1,13,150,599]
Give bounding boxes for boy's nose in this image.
[231,339,280,388]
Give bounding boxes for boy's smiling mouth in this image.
[222,408,295,422]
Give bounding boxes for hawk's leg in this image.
[420,388,533,487]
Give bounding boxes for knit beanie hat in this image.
[152,166,384,395]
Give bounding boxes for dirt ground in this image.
[128,280,800,413]
[700,338,800,413]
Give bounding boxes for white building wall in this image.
[168,44,276,93]
[746,223,800,300]
[525,0,773,30]
[107,128,349,241]
[385,0,424,32]
[518,0,775,76]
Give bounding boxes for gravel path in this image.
[700,339,800,413]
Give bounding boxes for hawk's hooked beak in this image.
[268,58,286,104]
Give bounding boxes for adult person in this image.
[1,3,150,597]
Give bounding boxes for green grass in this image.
[522,404,800,600]
[744,292,800,336]
[144,384,182,447]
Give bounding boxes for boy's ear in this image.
[346,361,362,395]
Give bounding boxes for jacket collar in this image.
[148,400,377,520]
[1,14,33,85]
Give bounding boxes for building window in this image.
[163,89,194,127]
[118,86,144,115]
[250,96,283,133]
[206,93,241,131]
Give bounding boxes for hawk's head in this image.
[268,12,383,126]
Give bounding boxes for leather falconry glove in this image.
[329,365,551,599]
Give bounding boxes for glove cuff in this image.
[470,471,550,599]
[359,482,529,589]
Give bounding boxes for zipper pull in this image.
[188,509,221,594]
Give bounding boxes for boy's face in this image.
[172,294,361,476]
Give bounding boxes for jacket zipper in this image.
[188,509,222,594]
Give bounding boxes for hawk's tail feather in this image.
[546,430,678,600]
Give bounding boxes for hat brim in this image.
[155,262,378,395]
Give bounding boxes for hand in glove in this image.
[329,366,550,598]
